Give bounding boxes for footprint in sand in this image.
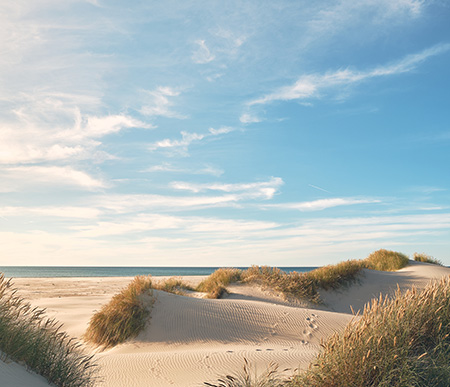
[149,359,174,385]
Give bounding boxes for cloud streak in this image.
[249,43,450,106]
[192,40,215,64]
[266,197,380,211]
[170,177,283,200]
[148,127,235,153]
[0,166,106,192]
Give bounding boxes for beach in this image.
[2,261,450,386]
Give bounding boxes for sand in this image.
[2,261,450,386]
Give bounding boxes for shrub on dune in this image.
[84,275,153,348]
[0,274,96,387]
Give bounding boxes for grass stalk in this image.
[0,273,97,386]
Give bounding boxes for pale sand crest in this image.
[3,261,450,386]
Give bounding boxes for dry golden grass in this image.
[84,275,153,348]
[196,268,242,298]
[293,276,450,386]
[152,277,194,295]
[204,358,288,387]
[364,248,409,271]
[242,266,320,303]
[198,249,413,303]
[305,259,363,291]
[413,252,443,266]
[0,274,96,386]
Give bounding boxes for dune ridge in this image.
[4,260,450,386]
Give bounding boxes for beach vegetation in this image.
[204,358,288,387]
[413,252,443,265]
[363,248,409,271]
[209,273,450,387]
[293,275,450,386]
[84,275,153,348]
[152,277,194,295]
[305,259,363,291]
[196,268,242,298]
[0,273,97,386]
[197,249,412,302]
[241,266,320,303]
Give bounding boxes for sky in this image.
[1,0,450,267]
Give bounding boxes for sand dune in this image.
[4,261,450,386]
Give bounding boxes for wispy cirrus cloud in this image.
[170,177,284,200]
[144,162,224,176]
[0,206,101,219]
[0,99,151,165]
[0,166,106,192]
[302,0,426,49]
[149,126,235,154]
[240,112,262,124]
[140,86,186,118]
[266,197,380,211]
[249,43,450,106]
[192,40,215,64]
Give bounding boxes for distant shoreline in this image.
[0,265,318,278]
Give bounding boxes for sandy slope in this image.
[4,261,450,386]
[0,358,51,387]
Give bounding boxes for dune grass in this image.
[305,259,364,291]
[363,249,409,271]
[292,275,450,386]
[241,266,320,303]
[413,252,443,266]
[204,358,288,387]
[197,249,412,303]
[0,273,97,387]
[206,255,449,387]
[152,277,194,295]
[196,268,242,298]
[84,275,153,348]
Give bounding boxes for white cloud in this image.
[192,40,215,64]
[81,115,154,138]
[0,166,106,192]
[96,193,241,213]
[144,163,224,176]
[72,214,183,237]
[140,86,185,118]
[170,177,284,200]
[2,211,449,266]
[148,131,205,152]
[208,126,234,135]
[0,206,101,219]
[250,43,450,106]
[240,113,261,124]
[304,0,426,48]
[267,197,380,211]
[149,127,235,153]
[0,92,151,165]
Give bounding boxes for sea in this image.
[0,266,318,278]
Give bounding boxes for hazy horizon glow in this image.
[1,1,450,266]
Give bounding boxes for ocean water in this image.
[0,266,318,278]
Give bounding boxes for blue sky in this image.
[1,0,450,266]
